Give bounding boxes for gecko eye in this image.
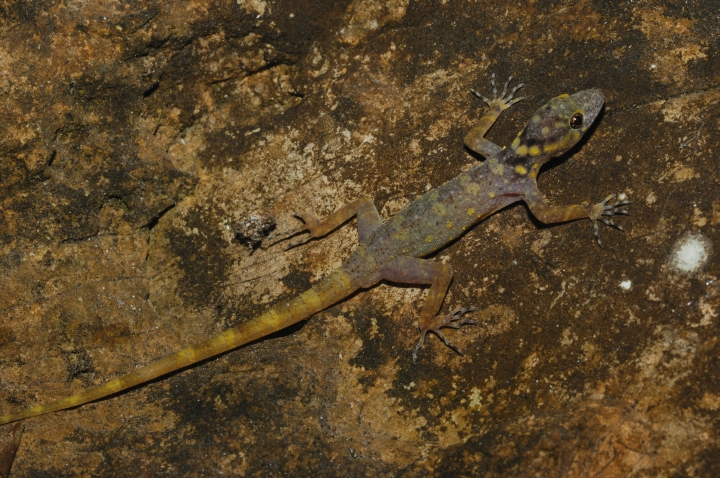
[570,113,584,129]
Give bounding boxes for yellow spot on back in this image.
[464,183,481,195]
[558,93,569,98]
[516,145,528,156]
[489,158,504,176]
[515,165,527,175]
[529,145,541,156]
[393,229,409,241]
[446,221,454,230]
[488,191,495,198]
[530,163,541,178]
[543,142,559,154]
[467,207,476,216]
[511,137,521,150]
[541,126,549,135]
[532,115,541,123]
[425,235,434,243]
[432,202,447,216]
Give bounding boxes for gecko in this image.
[0,75,630,427]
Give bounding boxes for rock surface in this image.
[1,0,718,475]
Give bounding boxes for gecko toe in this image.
[435,330,464,356]
[600,217,624,231]
[592,219,603,247]
[267,208,324,249]
[267,225,309,248]
[501,75,513,98]
[599,193,616,206]
[413,306,477,362]
[590,194,631,246]
[283,234,313,251]
[471,88,491,104]
[507,96,525,106]
[470,74,524,111]
[505,83,525,104]
[412,331,429,364]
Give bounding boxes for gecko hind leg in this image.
[380,257,477,363]
[272,197,382,250]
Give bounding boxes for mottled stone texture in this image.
[0,0,718,476]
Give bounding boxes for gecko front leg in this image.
[465,74,524,157]
[523,187,631,246]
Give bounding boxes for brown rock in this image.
[1,0,718,475]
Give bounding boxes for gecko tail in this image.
[0,317,274,426]
[0,270,356,426]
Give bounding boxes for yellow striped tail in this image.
[0,268,357,426]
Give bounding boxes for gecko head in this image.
[507,89,604,174]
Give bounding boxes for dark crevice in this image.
[207,75,234,85]
[246,60,289,78]
[143,203,176,231]
[143,81,160,97]
[120,6,161,34]
[124,38,170,60]
[59,229,102,244]
[170,36,195,53]
[207,60,291,85]
[46,149,56,168]
[30,150,57,182]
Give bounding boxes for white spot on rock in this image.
[668,232,712,274]
[619,280,632,290]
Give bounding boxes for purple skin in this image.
[284,78,627,362]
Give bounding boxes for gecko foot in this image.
[470,73,524,113]
[412,306,478,363]
[589,194,632,247]
[266,209,323,250]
